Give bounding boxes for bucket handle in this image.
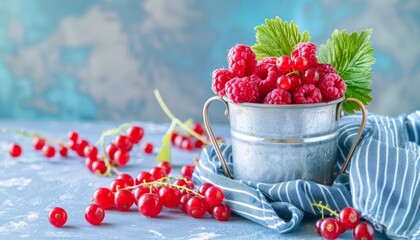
[203,96,234,179]
[337,98,367,174]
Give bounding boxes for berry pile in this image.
[48,162,231,227]
[313,204,375,240]
[212,43,346,104]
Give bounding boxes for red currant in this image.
[109,179,127,192]
[181,165,195,179]
[293,56,309,72]
[179,193,194,213]
[186,196,207,218]
[315,218,324,235]
[85,157,96,172]
[114,149,130,167]
[68,131,79,142]
[138,193,162,218]
[126,126,144,144]
[302,69,319,84]
[320,218,341,240]
[157,161,172,175]
[58,145,68,157]
[114,189,135,211]
[198,183,214,196]
[276,75,292,91]
[76,139,89,157]
[33,137,45,151]
[181,139,193,151]
[8,143,22,158]
[204,186,224,207]
[93,188,114,210]
[212,203,231,221]
[117,173,134,187]
[105,143,118,161]
[158,186,182,208]
[48,207,67,227]
[339,207,360,229]
[174,178,194,195]
[43,145,56,158]
[142,142,154,154]
[85,204,105,225]
[114,135,130,151]
[134,185,155,205]
[83,145,98,160]
[193,122,204,135]
[92,161,107,175]
[353,222,375,240]
[150,166,166,180]
[135,171,155,185]
[276,55,293,72]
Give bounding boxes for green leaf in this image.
[157,121,176,163]
[318,29,375,113]
[252,17,311,60]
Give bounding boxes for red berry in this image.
[192,122,204,136]
[317,73,346,102]
[181,139,194,151]
[181,165,195,179]
[114,189,135,211]
[135,171,155,185]
[276,75,292,91]
[93,188,114,210]
[315,218,324,235]
[33,137,45,151]
[68,131,78,142]
[302,69,320,84]
[276,55,293,72]
[48,207,67,227]
[43,145,56,158]
[114,149,130,167]
[339,207,360,229]
[225,77,259,103]
[198,183,214,196]
[83,146,98,160]
[250,64,278,97]
[85,157,96,172]
[158,186,182,208]
[92,161,107,175]
[227,44,257,77]
[179,193,194,213]
[292,42,318,67]
[212,68,234,96]
[109,179,127,192]
[294,84,322,104]
[117,173,134,187]
[114,135,132,152]
[105,143,118,161]
[150,166,166,180]
[212,204,231,221]
[263,89,292,105]
[138,193,162,218]
[8,143,22,158]
[186,196,208,218]
[320,218,341,240]
[126,126,144,144]
[76,139,89,157]
[204,186,225,207]
[58,145,68,157]
[174,178,194,195]
[157,161,172,175]
[293,56,309,72]
[353,222,375,240]
[85,204,105,225]
[288,74,303,93]
[134,185,154,205]
[142,142,154,154]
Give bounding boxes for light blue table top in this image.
[0,121,389,239]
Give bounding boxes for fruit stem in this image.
[153,89,210,145]
[311,201,339,218]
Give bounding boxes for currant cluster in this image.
[8,136,68,159]
[315,206,375,240]
[212,43,346,104]
[170,122,206,151]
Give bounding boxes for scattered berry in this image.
[8,143,22,158]
[142,142,154,154]
[84,204,105,225]
[48,207,67,227]
[33,137,45,151]
[43,145,56,158]
[93,188,114,210]
[212,204,231,221]
[353,222,375,240]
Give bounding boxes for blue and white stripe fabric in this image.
[193,111,420,239]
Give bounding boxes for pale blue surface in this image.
[0,0,419,121]
[0,121,389,239]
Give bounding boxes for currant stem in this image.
[154,89,210,145]
[311,201,339,218]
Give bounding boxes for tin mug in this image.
[203,96,366,185]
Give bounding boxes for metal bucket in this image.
[203,96,366,185]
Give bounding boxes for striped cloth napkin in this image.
[193,111,420,239]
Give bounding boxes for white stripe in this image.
[353,142,365,210]
[285,182,291,203]
[401,155,420,236]
[319,185,341,212]
[294,181,305,211]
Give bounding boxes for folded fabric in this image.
[192,111,420,239]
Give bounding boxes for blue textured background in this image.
[0,0,419,122]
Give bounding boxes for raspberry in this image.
[294,84,322,104]
[225,77,258,103]
[314,63,337,79]
[250,64,278,98]
[227,44,257,77]
[259,57,277,67]
[317,73,346,101]
[263,89,292,105]
[292,42,318,67]
[211,68,233,96]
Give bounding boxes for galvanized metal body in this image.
[227,97,342,185]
